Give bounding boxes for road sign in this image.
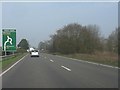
[2,29,16,52]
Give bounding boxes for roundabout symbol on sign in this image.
[4,36,13,52]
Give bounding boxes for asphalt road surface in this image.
[2,53,118,88]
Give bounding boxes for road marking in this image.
[50,59,54,62]
[61,66,71,71]
[56,55,120,69]
[0,54,28,77]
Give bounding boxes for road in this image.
[2,53,118,88]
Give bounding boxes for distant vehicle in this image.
[29,47,35,52]
[29,47,35,54]
[31,50,39,57]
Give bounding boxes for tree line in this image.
[39,23,119,55]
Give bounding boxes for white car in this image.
[31,50,39,57]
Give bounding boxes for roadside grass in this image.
[0,53,27,71]
[52,52,118,67]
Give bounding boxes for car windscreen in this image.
[34,50,38,52]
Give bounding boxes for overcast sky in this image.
[1,1,118,47]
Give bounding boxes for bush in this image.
[16,48,27,53]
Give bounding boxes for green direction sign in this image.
[2,29,16,52]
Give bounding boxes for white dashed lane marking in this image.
[50,59,54,62]
[61,66,71,71]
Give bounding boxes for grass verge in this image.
[51,52,118,67]
[0,53,27,71]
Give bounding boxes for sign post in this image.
[2,29,16,56]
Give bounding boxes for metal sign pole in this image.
[4,41,7,56]
[5,50,6,56]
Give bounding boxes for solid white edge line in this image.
[61,65,71,71]
[0,54,28,77]
[56,55,120,69]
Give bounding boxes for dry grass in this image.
[63,51,118,67]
